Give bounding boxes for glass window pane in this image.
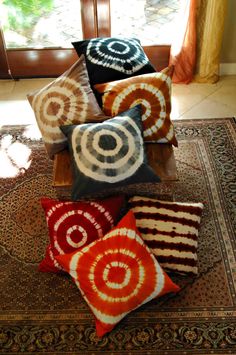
[1,0,82,49]
[110,0,181,45]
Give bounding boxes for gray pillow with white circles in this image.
[60,105,160,199]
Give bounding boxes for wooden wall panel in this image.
[97,0,111,37]
[7,49,78,78]
[0,28,11,79]
[81,0,98,38]
[6,45,170,78]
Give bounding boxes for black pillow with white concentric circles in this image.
[60,105,160,199]
[72,37,156,88]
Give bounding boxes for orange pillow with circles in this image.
[56,210,180,337]
[94,66,178,146]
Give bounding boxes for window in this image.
[0,0,176,79]
[1,0,83,49]
[110,0,180,45]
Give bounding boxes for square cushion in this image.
[60,105,160,200]
[27,55,107,158]
[72,37,156,87]
[39,195,125,273]
[94,66,178,146]
[56,210,180,337]
[129,196,204,275]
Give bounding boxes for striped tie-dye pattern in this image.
[129,196,204,275]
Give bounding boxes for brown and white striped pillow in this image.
[129,196,204,275]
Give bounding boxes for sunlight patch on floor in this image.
[0,135,32,178]
[0,100,36,127]
[22,125,42,140]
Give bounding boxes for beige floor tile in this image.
[12,78,54,100]
[171,82,222,119]
[171,75,236,119]
[209,84,236,110]
[179,98,236,119]
[0,78,53,101]
[0,78,53,127]
[0,80,16,96]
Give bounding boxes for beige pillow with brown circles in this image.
[27,55,108,158]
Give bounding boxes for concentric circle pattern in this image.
[103,74,171,141]
[71,115,144,183]
[56,211,180,337]
[32,78,88,145]
[27,55,106,158]
[70,226,162,325]
[86,38,149,74]
[39,196,124,273]
[48,202,108,253]
[95,68,178,146]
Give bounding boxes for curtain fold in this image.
[169,0,197,84]
[169,0,227,84]
[194,0,228,83]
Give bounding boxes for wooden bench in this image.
[52,144,178,187]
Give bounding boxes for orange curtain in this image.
[169,0,197,84]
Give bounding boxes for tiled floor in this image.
[0,75,235,129]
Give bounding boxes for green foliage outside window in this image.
[2,0,54,31]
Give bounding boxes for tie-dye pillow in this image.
[94,67,178,146]
[60,105,160,200]
[72,37,155,88]
[39,195,125,273]
[27,55,107,158]
[129,196,204,275]
[56,210,180,337]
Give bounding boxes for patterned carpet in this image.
[0,118,236,354]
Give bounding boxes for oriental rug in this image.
[0,118,236,354]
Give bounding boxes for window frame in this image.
[0,0,170,79]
